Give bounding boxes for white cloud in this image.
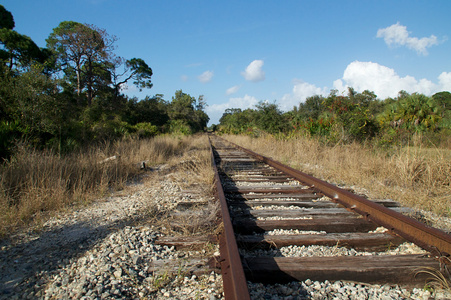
[376,22,438,55]
[333,61,448,99]
[438,72,451,91]
[280,80,327,111]
[180,75,189,82]
[241,60,265,82]
[205,94,259,124]
[198,70,214,83]
[208,94,259,113]
[226,85,240,95]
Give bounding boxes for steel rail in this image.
[209,137,250,300]
[217,136,451,258]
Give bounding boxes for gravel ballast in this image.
[0,167,223,300]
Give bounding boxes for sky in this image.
[2,0,451,124]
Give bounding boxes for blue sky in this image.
[3,0,451,124]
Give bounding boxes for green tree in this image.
[297,95,325,120]
[432,91,451,115]
[169,90,196,121]
[0,6,47,73]
[111,57,153,98]
[46,21,116,105]
[432,91,451,129]
[168,90,209,133]
[0,5,14,30]
[219,108,248,133]
[0,65,62,142]
[0,29,46,71]
[254,101,286,134]
[379,93,442,131]
[326,90,379,141]
[193,95,209,131]
[125,58,153,91]
[125,94,168,127]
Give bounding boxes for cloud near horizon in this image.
[276,61,450,113]
[241,60,265,82]
[205,94,259,124]
[376,22,439,55]
[280,80,327,111]
[207,94,259,113]
[333,61,451,99]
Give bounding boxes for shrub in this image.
[168,119,193,135]
[133,122,158,138]
[91,118,132,140]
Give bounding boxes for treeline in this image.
[217,88,451,147]
[0,5,208,160]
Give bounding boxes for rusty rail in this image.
[209,137,250,300]
[218,136,451,258]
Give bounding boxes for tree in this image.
[168,90,209,133]
[219,108,248,133]
[46,21,116,105]
[0,29,45,71]
[379,93,442,131]
[1,65,62,140]
[254,101,286,134]
[125,94,168,126]
[0,5,14,30]
[169,90,196,121]
[0,5,46,73]
[354,90,377,108]
[219,108,242,123]
[326,90,379,141]
[111,57,153,97]
[298,95,325,120]
[432,91,451,115]
[193,95,209,131]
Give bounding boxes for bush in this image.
[302,117,334,137]
[133,122,158,138]
[91,118,132,141]
[168,119,193,135]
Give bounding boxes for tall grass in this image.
[0,134,210,238]
[223,134,451,216]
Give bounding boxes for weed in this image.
[152,270,170,289]
[415,266,450,293]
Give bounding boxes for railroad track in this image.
[209,135,451,300]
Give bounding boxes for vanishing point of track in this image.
[209,135,451,300]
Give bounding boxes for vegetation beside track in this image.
[0,134,212,239]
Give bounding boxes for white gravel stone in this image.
[0,167,223,300]
[265,229,327,236]
[248,280,451,300]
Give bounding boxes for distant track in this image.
[209,134,451,300]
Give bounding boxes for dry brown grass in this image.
[157,135,217,237]
[222,134,451,217]
[0,134,212,238]
[127,134,217,240]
